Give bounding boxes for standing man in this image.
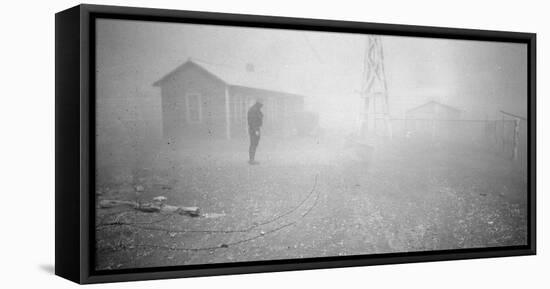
[247,100,263,165]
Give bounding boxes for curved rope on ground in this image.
[96,211,176,228]
[97,174,322,252]
[97,174,318,234]
[125,222,298,252]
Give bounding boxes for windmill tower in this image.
[358,35,392,139]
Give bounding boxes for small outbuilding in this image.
[153,59,306,142]
[404,100,462,140]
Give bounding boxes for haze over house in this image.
[153,59,306,142]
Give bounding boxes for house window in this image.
[186,93,202,123]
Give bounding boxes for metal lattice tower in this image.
[358,35,392,139]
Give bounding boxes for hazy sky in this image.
[96,19,527,130]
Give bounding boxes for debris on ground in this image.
[153,196,167,203]
[99,199,135,208]
[98,198,200,217]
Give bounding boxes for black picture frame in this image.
[55,4,536,284]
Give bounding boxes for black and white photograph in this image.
[3,0,550,288]
[94,18,529,270]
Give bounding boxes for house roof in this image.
[153,59,305,97]
[406,100,462,114]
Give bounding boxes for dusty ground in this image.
[95,135,527,270]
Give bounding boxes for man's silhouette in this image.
[247,100,263,165]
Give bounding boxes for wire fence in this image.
[386,115,528,180]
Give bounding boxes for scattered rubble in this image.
[98,197,200,217]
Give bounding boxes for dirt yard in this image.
[95,135,528,270]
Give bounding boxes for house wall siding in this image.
[158,64,306,141]
[228,86,305,138]
[160,66,227,141]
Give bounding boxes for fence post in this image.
[501,115,505,152]
[224,86,231,140]
[513,118,520,161]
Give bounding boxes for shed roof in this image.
[153,59,305,97]
[406,100,462,114]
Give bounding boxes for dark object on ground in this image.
[98,199,200,216]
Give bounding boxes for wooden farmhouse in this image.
[153,59,306,142]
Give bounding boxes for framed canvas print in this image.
[55,4,536,284]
